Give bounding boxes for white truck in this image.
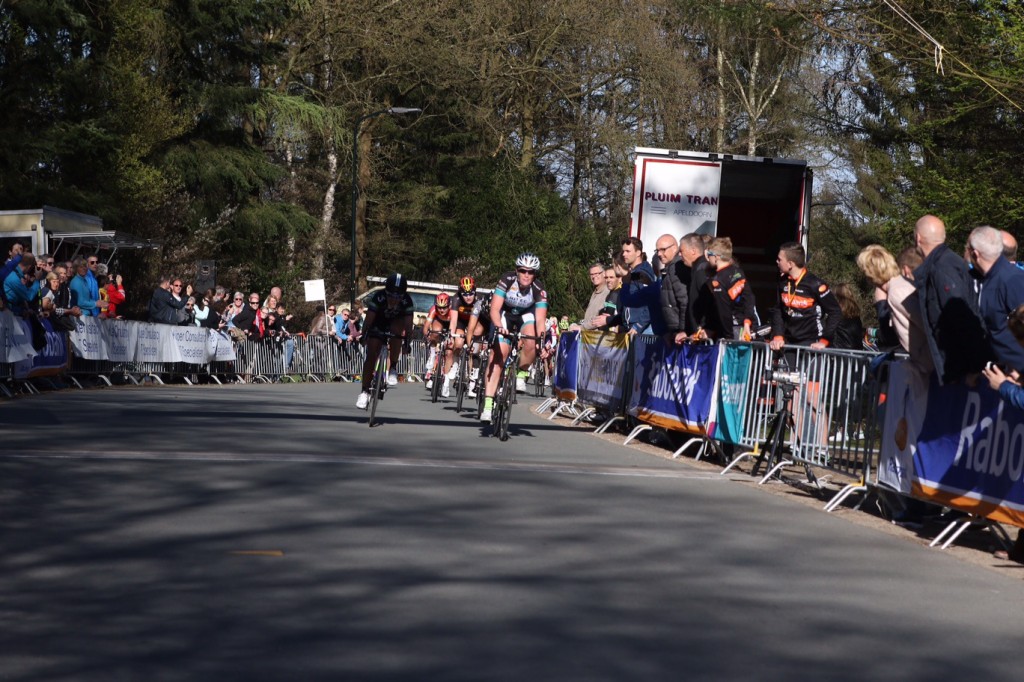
[629,147,813,317]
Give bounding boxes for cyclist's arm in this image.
[448,309,460,337]
[363,309,377,334]
[422,312,434,339]
[490,293,505,331]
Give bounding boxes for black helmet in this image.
[385,272,407,294]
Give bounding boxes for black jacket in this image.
[686,257,713,334]
[770,269,842,346]
[913,243,992,383]
[148,287,186,324]
[660,255,688,333]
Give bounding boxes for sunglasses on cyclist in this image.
[517,268,536,275]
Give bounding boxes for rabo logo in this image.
[953,392,1024,480]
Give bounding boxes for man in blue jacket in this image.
[617,236,665,336]
[967,225,1024,373]
[3,251,40,315]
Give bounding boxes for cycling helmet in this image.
[516,252,541,271]
[435,292,451,309]
[459,276,476,294]
[385,272,407,294]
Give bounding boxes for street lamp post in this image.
[350,107,422,309]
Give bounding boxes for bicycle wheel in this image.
[497,362,515,440]
[532,353,545,397]
[431,353,443,403]
[455,351,468,412]
[367,347,387,427]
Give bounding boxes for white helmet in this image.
[515,252,541,271]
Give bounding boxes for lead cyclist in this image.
[480,253,550,422]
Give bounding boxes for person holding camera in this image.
[3,251,40,316]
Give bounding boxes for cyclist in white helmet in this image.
[480,252,549,422]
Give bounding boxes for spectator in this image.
[658,233,689,345]
[983,303,1024,409]
[272,303,296,369]
[572,262,609,331]
[41,267,82,331]
[194,289,214,327]
[856,245,928,368]
[617,236,665,336]
[347,306,363,343]
[36,253,53,281]
[1,241,26,304]
[679,233,713,335]
[703,237,755,341]
[912,214,991,384]
[830,283,865,350]
[181,296,197,326]
[591,258,625,332]
[1002,230,1018,263]
[148,274,187,324]
[223,291,245,329]
[966,225,1024,374]
[309,309,332,337]
[84,254,102,314]
[213,286,228,304]
[70,256,108,318]
[769,242,841,350]
[231,292,264,338]
[263,286,283,311]
[4,251,40,316]
[333,306,351,342]
[103,273,126,319]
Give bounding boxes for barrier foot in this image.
[623,424,652,445]
[208,375,223,385]
[67,376,84,390]
[932,518,974,549]
[546,402,567,420]
[672,437,704,460]
[146,374,165,385]
[571,407,596,426]
[535,397,556,414]
[0,383,12,398]
[306,374,322,383]
[824,484,867,512]
[757,460,792,485]
[595,415,624,434]
[94,374,113,387]
[720,451,753,475]
[182,376,193,386]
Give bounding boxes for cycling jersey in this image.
[453,294,476,326]
[366,290,415,328]
[492,271,548,316]
[707,263,755,340]
[471,293,493,326]
[770,269,841,346]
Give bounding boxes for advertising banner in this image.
[630,339,720,434]
[553,330,580,402]
[578,330,630,412]
[70,317,235,364]
[630,156,722,243]
[713,342,752,444]
[104,319,138,363]
[13,317,68,378]
[0,310,37,364]
[882,361,1024,527]
[877,362,928,494]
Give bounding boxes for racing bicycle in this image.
[489,330,543,441]
[366,330,402,427]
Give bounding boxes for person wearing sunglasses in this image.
[423,292,457,395]
[356,273,415,410]
[480,252,549,422]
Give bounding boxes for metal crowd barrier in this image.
[721,341,882,491]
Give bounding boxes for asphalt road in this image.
[2,381,1022,681]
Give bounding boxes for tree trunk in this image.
[354,124,374,297]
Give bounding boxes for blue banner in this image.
[713,342,752,444]
[14,317,69,378]
[881,361,1024,527]
[630,339,720,434]
[578,330,630,412]
[553,330,580,402]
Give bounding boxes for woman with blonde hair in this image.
[855,244,927,366]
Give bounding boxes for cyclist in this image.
[445,276,480,396]
[480,252,549,422]
[356,272,415,410]
[466,289,494,398]
[423,292,456,395]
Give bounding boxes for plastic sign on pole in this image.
[302,279,326,303]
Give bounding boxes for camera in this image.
[763,366,804,386]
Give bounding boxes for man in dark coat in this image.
[148,275,188,324]
[679,233,712,335]
[913,214,992,384]
[658,233,689,345]
[966,225,1024,373]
